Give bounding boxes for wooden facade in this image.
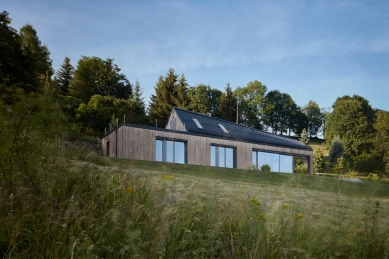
[101,124,314,174]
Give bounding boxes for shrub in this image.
[294,164,308,174]
[353,152,385,174]
[328,136,346,164]
[260,164,271,172]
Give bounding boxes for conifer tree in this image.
[129,80,148,125]
[299,128,309,145]
[148,68,189,127]
[215,83,236,122]
[55,57,74,95]
[328,135,346,164]
[313,148,325,172]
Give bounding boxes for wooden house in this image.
[101,108,313,174]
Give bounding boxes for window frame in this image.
[210,143,236,168]
[156,137,187,164]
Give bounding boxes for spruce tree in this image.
[215,83,236,122]
[328,136,346,164]
[55,57,74,95]
[130,80,148,125]
[148,68,189,127]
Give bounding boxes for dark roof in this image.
[173,107,312,151]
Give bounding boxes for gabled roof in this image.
[172,107,312,151]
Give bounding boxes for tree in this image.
[188,84,223,116]
[55,57,74,95]
[148,68,189,127]
[69,56,132,103]
[76,95,142,135]
[1,12,51,102]
[129,80,148,125]
[214,83,236,122]
[19,24,53,81]
[373,110,389,159]
[313,148,325,172]
[328,136,346,165]
[325,95,375,162]
[302,100,323,137]
[233,80,267,129]
[299,128,309,145]
[262,90,298,135]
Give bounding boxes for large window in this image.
[252,150,293,173]
[211,145,235,168]
[156,139,186,164]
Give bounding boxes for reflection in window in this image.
[252,150,294,173]
[156,140,163,162]
[155,139,186,164]
[211,145,235,168]
[280,155,293,173]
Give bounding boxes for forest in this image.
[1,10,388,178]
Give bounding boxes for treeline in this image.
[1,11,388,175]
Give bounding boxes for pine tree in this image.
[55,57,74,95]
[148,68,189,127]
[215,83,236,122]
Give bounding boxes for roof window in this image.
[193,118,203,129]
[218,124,229,133]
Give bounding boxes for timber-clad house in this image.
[101,108,313,174]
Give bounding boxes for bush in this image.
[260,164,271,172]
[294,164,308,174]
[353,153,385,174]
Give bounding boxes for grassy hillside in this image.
[1,148,388,258]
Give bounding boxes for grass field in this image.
[1,147,388,258]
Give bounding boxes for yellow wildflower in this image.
[162,175,174,180]
[250,198,260,205]
[282,203,289,208]
[295,213,304,218]
[258,213,264,218]
[126,187,134,193]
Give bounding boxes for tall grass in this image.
[1,147,388,258]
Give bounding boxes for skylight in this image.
[218,124,229,133]
[193,118,203,129]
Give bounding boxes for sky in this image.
[3,0,389,111]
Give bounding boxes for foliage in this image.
[0,91,61,191]
[214,83,237,122]
[55,56,74,95]
[299,128,309,145]
[294,164,308,174]
[19,24,53,83]
[69,56,132,103]
[260,164,271,172]
[148,68,189,127]
[0,12,52,102]
[328,135,346,164]
[188,84,222,116]
[313,148,325,172]
[262,90,299,135]
[337,156,347,174]
[373,110,389,160]
[76,95,147,135]
[325,95,375,162]
[353,152,385,175]
[233,80,267,129]
[302,100,322,137]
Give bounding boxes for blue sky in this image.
[4,0,389,111]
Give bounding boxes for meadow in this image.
[0,145,388,258]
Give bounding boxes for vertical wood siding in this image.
[101,125,314,174]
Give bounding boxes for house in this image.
[101,107,313,174]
